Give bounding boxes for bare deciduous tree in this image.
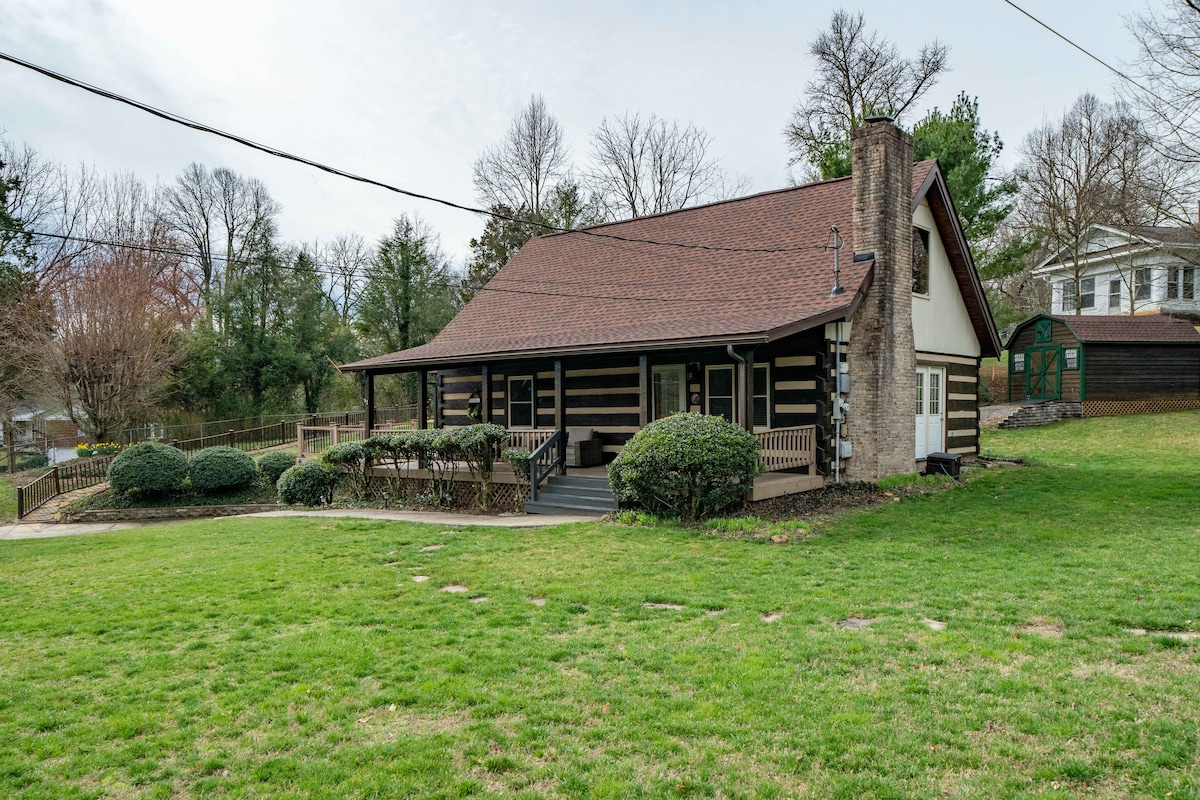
[319,233,372,323]
[785,9,949,173]
[1125,1,1200,173]
[1017,93,1149,314]
[587,113,749,220]
[36,245,187,442]
[160,163,280,323]
[472,94,570,221]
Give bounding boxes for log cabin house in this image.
[340,118,1001,512]
[1006,313,1200,416]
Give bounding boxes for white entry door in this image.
[915,366,945,460]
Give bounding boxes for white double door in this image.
[915,366,945,460]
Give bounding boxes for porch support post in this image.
[417,368,428,429]
[433,373,443,429]
[555,359,566,472]
[365,370,376,433]
[639,355,650,427]
[480,364,491,423]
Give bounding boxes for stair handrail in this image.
[527,429,563,503]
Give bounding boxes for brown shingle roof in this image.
[344,161,973,370]
[1058,314,1200,343]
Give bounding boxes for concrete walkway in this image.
[0,508,600,541]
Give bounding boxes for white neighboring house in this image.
[1034,225,1200,317]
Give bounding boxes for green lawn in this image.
[2,413,1199,798]
[0,473,16,524]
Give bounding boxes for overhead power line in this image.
[1,224,770,305]
[999,0,1190,118]
[0,50,828,256]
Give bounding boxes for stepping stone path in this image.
[706,609,726,617]
[1128,628,1200,642]
[923,618,947,631]
[835,617,877,630]
[761,612,784,623]
[411,575,429,583]
[469,596,488,603]
[420,544,446,552]
[644,602,685,610]
[529,598,546,607]
[1018,622,1063,637]
[440,584,470,593]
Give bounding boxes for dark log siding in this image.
[920,354,980,456]
[1006,319,1083,402]
[1084,343,1200,401]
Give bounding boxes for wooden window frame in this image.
[508,375,535,429]
[752,363,770,432]
[912,227,931,296]
[1064,347,1079,370]
[1012,352,1026,373]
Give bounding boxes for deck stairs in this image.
[525,475,618,516]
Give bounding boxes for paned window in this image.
[1109,279,1121,310]
[1064,348,1079,370]
[912,228,930,294]
[915,370,924,415]
[652,365,685,421]
[1061,280,1077,312]
[508,376,534,428]
[753,364,769,429]
[706,366,735,423]
[927,370,941,415]
[1012,352,1026,373]
[1168,268,1196,300]
[1079,277,1095,309]
[1135,268,1152,301]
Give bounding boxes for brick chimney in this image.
[844,117,917,481]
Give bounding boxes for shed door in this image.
[915,366,945,460]
[1025,345,1062,401]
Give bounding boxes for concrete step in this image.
[526,474,618,515]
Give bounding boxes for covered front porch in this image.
[295,421,822,503]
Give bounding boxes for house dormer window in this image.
[912,228,930,295]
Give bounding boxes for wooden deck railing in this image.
[755,425,816,472]
[16,455,116,519]
[295,422,417,460]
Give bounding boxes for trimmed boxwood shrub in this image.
[189,445,258,493]
[608,413,762,522]
[257,450,297,484]
[107,441,189,496]
[277,461,336,506]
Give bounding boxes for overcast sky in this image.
[0,0,1152,263]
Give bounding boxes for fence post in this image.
[229,429,235,448]
[17,485,24,519]
[296,423,304,460]
[331,424,340,447]
[52,465,61,496]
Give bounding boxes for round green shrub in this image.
[107,441,189,496]
[277,461,336,506]
[608,413,762,522]
[257,450,298,484]
[188,445,258,493]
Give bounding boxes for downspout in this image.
[726,345,750,430]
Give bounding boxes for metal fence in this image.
[16,455,116,519]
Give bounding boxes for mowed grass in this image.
[0,473,17,524]
[1,414,1199,798]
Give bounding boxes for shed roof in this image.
[1012,313,1200,345]
[345,160,999,371]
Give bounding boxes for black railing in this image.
[16,455,116,519]
[528,430,564,503]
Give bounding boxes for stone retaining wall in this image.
[64,503,291,524]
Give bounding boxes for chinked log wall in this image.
[435,328,831,465]
[919,352,981,457]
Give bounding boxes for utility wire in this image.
[0,50,828,255]
[2,224,777,305]
[999,0,1192,118]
